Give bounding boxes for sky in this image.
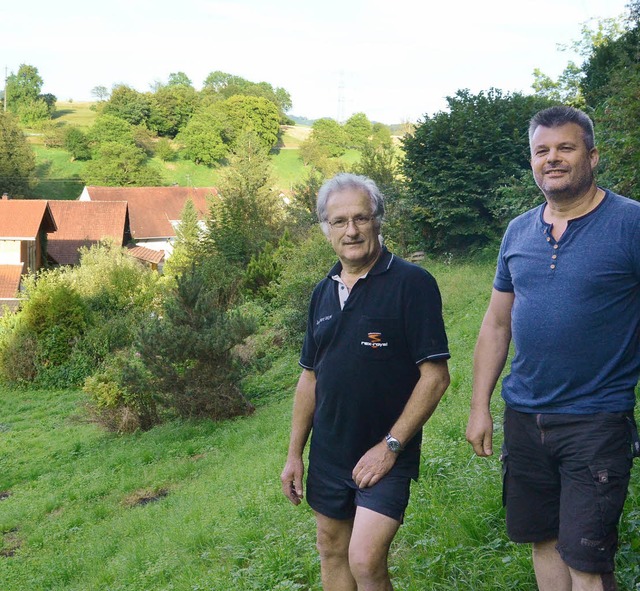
[1,0,630,124]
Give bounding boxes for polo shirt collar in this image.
[326,246,394,279]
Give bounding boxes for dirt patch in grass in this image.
[122,487,170,508]
[1,528,21,557]
[0,491,11,501]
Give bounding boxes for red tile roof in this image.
[0,264,23,298]
[81,186,216,240]
[0,200,57,238]
[127,244,165,265]
[47,201,130,265]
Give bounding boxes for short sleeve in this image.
[403,268,450,364]
[493,228,515,293]
[299,286,320,370]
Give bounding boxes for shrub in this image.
[267,228,335,349]
[83,349,159,432]
[63,126,91,160]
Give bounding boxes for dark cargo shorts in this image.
[502,407,637,574]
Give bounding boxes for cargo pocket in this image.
[626,415,640,458]
[588,456,632,532]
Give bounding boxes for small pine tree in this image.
[138,265,256,420]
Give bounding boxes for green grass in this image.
[2,260,638,590]
[52,101,98,129]
[31,146,86,200]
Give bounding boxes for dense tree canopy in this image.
[403,89,552,251]
[83,142,161,186]
[5,64,56,125]
[0,112,37,197]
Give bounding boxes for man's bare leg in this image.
[348,506,401,591]
[533,540,571,591]
[315,512,356,591]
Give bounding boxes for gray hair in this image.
[316,173,385,235]
[529,106,595,152]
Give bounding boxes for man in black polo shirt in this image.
[280,173,450,590]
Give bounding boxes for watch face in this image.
[386,435,402,452]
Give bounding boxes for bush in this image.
[83,349,159,432]
[267,228,335,349]
[63,126,91,160]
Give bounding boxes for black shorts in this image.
[306,463,411,522]
[502,407,636,573]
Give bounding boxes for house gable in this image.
[80,186,216,240]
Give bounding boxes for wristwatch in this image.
[385,433,403,453]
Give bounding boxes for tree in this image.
[308,118,348,157]
[176,106,229,165]
[201,71,292,122]
[83,142,162,186]
[0,112,37,197]
[91,85,110,102]
[344,112,372,149]
[532,63,584,107]
[5,64,55,124]
[149,84,199,137]
[217,95,280,151]
[163,199,203,279]
[403,88,552,251]
[5,64,43,111]
[63,127,92,161]
[137,264,255,420]
[531,17,625,108]
[102,85,152,127]
[167,72,193,87]
[87,114,136,150]
[205,132,282,266]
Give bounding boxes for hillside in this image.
[29,102,313,200]
[1,259,638,590]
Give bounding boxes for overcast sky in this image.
[2,0,629,124]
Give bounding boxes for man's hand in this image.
[280,457,305,505]
[466,407,494,457]
[352,441,397,488]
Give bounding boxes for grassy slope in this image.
[2,260,638,590]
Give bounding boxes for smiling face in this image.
[530,122,599,202]
[325,187,382,272]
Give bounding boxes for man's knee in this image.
[315,519,351,562]
[348,539,389,583]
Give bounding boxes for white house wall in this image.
[0,241,21,265]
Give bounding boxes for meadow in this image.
[1,259,639,590]
[30,102,313,201]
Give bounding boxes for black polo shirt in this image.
[300,247,450,479]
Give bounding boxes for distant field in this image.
[52,101,97,129]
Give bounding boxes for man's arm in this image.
[465,288,514,457]
[280,368,316,505]
[352,359,450,488]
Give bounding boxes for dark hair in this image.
[528,106,595,151]
[316,173,384,235]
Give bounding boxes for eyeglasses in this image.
[326,215,375,230]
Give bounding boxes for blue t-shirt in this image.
[300,247,450,478]
[494,190,640,413]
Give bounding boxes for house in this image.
[47,200,132,265]
[78,186,217,257]
[0,196,57,314]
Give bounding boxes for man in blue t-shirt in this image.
[466,106,640,591]
[281,173,450,591]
